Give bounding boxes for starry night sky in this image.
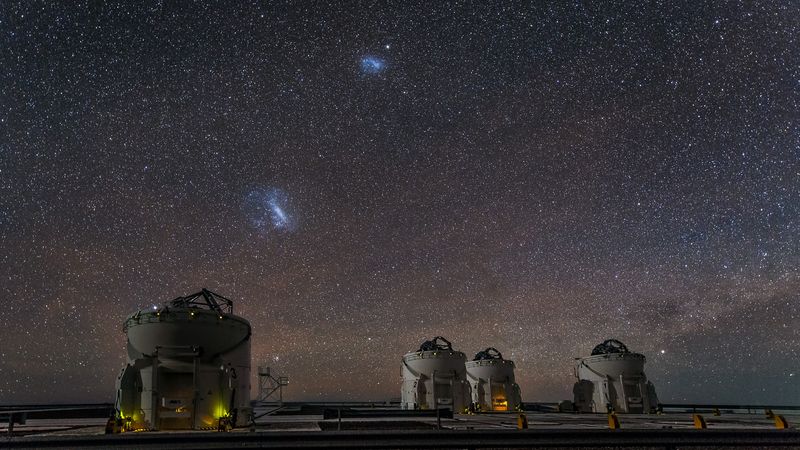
[1,2,798,405]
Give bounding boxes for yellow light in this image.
[201,415,215,426]
[493,398,509,411]
[214,402,228,419]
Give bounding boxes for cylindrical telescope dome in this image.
[401,336,470,411]
[573,339,659,414]
[576,339,646,380]
[125,307,250,365]
[577,352,645,379]
[465,347,522,411]
[115,289,252,430]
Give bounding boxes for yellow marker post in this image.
[774,415,790,429]
[692,414,707,429]
[608,412,620,429]
[517,413,528,430]
[712,408,721,416]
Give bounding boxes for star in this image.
[1,1,797,407]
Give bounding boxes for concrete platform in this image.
[3,428,800,449]
[3,408,799,449]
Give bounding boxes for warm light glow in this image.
[493,398,509,411]
[200,415,215,426]
[215,402,229,419]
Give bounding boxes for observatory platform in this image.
[3,403,799,449]
[4,318,797,448]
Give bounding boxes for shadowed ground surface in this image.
[3,409,799,449]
